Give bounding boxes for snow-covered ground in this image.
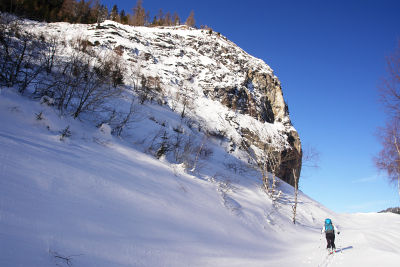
[1,86,400,266]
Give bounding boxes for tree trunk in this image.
[393,131,400,198]
[292,169,299,224]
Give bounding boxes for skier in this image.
[321,218,340,252]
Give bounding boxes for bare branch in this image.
[302,144,320,169]
[376,41,400,199]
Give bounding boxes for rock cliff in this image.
[27,20,302,186]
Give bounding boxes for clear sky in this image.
[100,0,400,213]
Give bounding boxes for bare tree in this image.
[380,41,400,118]
[375,119,400,197]
[180,134,199,169]
[111,97,139,136]
[128,60,142,89]
[242,139,284,202]
[292,145,319,224]
[36,50,82,113]
[178,85,192,118]
[137,74,150,104]
[376,41,400,198]
[131,0,148,26]
[291,169,299,224]
[190,133,212,172]
[36,48,123,118]
[264,144,282,201]
[70,53,123,118]
[172,125,184,162]
[0,17,24,87]
[128,61,153,105]
[156,130,171,159]
[42,35,59,74]
[0,16,45,93]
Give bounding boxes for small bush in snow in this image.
[111,98,139,137]
[156,131,171,159]
[173,125,184,134]
[49,249,81,267]
[207,130,226,140]
[40,96,54,106]
[59,126,72,141]
[35,111,44,120]
[70,36,94,54]
[199,144,213,160]
[35,49,124,118]
[136,75,163,104]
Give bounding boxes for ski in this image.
[329,249,341,255]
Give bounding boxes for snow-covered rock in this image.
[22,19,302,186]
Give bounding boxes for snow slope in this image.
[1,87,400,266]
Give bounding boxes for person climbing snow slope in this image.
[322,218,340,252]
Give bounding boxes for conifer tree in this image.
[0,0,192,28]
[172,12,180,26]
[164,11,172,26]
[76,0,91,24]
[119,9,128,24]
[185,10,195,28]
[151,15,157,26]
[110,4,119,21]
[90,0,101,24]
[58,0,76,22]
[156,8,164,26]
[98,5,109,25]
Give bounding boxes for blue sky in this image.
[101,0,400,213]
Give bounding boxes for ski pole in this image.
[318,231,322,250]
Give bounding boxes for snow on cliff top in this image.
[25,19,273,74]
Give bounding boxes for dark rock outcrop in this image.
[203,68,302,186]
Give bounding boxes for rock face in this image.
[28,20,302,186]
[204,68,302,185]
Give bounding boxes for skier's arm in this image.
[334,225,340,234]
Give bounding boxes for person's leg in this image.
[326,234,331,249]
[332,234,336,249]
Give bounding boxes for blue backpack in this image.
[325,218,334,234]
